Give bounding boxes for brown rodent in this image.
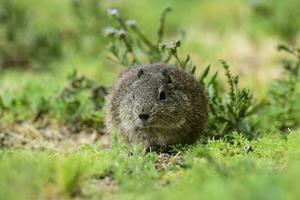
[104,63,208,151]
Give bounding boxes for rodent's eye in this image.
[159,90,166,101]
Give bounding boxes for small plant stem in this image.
[115,15,128,31]
[120,35,139,64]
[164,54,172,63]
[120,36,132,52]
[157,7,172,45]
[173,53,184,69]
[132,26,158,52]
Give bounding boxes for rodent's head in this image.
[120,67,190,131]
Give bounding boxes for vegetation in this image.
[0,0,62,68]
[0,0,299,200]
[251,0,300,41]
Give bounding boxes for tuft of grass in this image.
[260,44,300,132]
[104,7,196,73]
[200,60,263,138]
[0,130,300,200]
[33,70,107,132]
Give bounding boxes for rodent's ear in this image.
[137,69,144,79]
[161,69,172,84]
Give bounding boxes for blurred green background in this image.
[0,1,300,200]
[3,0,299,129]
[1,0,299,87]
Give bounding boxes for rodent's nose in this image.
[138,113,150,122]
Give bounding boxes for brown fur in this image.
[104,63,208,151]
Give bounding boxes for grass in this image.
[1,131,300,200]
[0,0,300,199]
